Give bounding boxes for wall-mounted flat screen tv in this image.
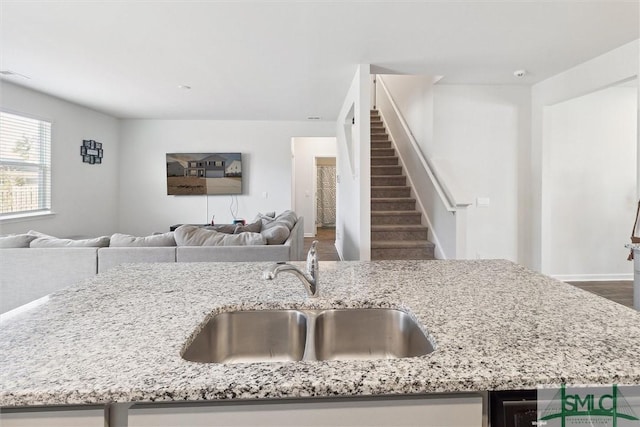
[166,153,242,195]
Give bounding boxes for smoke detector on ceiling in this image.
[178,84,191,90]
[307,116,322,120]
[513,70,527,78]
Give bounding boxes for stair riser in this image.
[371,166,402,176]
[371,215,421,225]
[371,230,428,241]
[371,157,398,166]
[371,176,406,186]
[372,200,416,211]
[371,134,389,141]
[371,247,435,260]
[371,141,391,149]
[372,148,395,157]
[371,187,411,198]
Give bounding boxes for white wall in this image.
[118,120,334,235]
[379,75,531,262]
[432,85,531,262]
[335,65,371,261]
[532,39,639,274]
[378,75,439,156]
[292,137,337,237]
[0,82,120,238]
[547,86,637,280]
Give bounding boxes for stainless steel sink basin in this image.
[182,310,307,363]
[314,309,434,361]
[182,308,434,364]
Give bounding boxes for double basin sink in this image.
[182,308,435,364]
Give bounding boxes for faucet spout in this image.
[263,241,319,297]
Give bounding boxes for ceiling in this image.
[1,1,638,120]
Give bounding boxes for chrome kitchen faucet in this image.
[263,241,319,297]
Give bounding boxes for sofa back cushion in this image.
[30,236,110,248]
[0,234,38,248]
[174,225,265,246]
[260,224,290,245]
[110,232,176,247]
[233,220,262,234]
[203,224,237,234]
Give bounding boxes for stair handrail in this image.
[376,75,470,211]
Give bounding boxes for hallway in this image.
[303,227,340,261]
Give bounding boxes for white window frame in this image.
[0,109,53,221]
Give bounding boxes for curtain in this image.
[316,165,336,227]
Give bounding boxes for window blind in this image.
[0,111,52,216]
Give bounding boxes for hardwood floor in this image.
[304,230,635,308]
[303,227,340,261]
[568,280,634,308]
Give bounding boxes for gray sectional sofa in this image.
[0,216,304,314]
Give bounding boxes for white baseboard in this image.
[304,232,314,238]
[553,273,633,282]
[335,242,344,261]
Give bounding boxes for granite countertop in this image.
[1,260,640,407]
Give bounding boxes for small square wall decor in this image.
[81,140,103,164]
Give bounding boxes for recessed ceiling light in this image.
[0,70,31,79]
[307,116,321,120]
[178,85,191,90]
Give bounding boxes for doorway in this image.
[315,157,336,233]
[291,137,337,237]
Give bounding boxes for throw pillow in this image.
[30,236,111,248]
[110,232,176,247]
[27,230,53,238]
[234,220,262,234]
[260,223,290,245]
[0,234,38,248]
[174,225,265,246]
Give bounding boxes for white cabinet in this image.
[128,395,484,427]
[0,407,105,427]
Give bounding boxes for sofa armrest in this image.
[286,216,305,261]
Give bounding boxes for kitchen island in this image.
[1,260,640,426]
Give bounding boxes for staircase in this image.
[370,109,435,260]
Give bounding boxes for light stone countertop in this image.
[1,260,640,407]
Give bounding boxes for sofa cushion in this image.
[27,230,55,238]
[203,224,237,234]
[175,225,265,246]
[259,210,298,231]
[260,224,290,245]
[30,236,110,248]
[234,220,262,234]
[0,234,38,248]
[110,232,176,247]
[274,210,298,230]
